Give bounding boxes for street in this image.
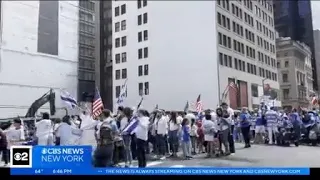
[2,143,320,168]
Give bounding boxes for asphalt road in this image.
[1,143,320,168]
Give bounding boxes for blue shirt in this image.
[256,117,264,126]
[240,113,250,127]
[182,125,190,142]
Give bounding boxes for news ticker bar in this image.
[11,168,310,175]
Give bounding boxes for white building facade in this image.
[0,1,79,118]
[217,0,281,109]
[111,1,220,111]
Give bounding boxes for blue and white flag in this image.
[117,79,128,105]
[60,90,77,108]
[122,116,139,135]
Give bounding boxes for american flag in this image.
[195,94,203,113]
[92,87,104,119]
[229,81,238,92]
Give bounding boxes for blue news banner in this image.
[10,146,310,175]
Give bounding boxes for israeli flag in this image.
[122,116,139,135]
[117,79,128,105]
[60,90,77,108]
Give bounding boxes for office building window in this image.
[139,83,143,95]
[144,64,149,75]
[38,1,59,56]
[115,53,121,64]
[115,70,121,80]
[121,4,126,15]
[115,38,120,48]
[121,20,126,30]
[143,13,148,24]
[121,52,127,62]
[122,68,127,79]
[283,89,289,99]
[138,48,143,59]
[116,86,121,98]
[144,47,148,58]
[115,7,119,16]
[282,73,288,82]
[138,32,142,42]
[121,36,127,46]
[143,30,148,41]
[115,22,120,32]
[251,84,258,97]
[138,65,143,76]
[138,15,142,25]
[137,0,142,8]
[143,0,147,6]
[144,82,149,95]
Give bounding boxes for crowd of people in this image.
[1,102,320,168]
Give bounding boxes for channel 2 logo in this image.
[10,146,33,168]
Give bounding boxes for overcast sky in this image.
[312,1,320,29]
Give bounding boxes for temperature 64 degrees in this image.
[34,169,43,174]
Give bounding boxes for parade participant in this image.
[234,113,242,142]
[202,110,216,157]
[265,107,279,145]
[190,118,198,155]
[94,109,118,167]
[196,117,205,153]
[218,110,231,155]
[155,111,167,160]
[119,107,133,167]
[55,116,82,145]
[35,112,53,145]
[181,118,192,160]
[168,111,180,158]
[0,129,8,166]
[5,118,25,163]
[133,109,150,167]
[240,107,251,148]
[254,114,266,144]
[250,113,256,141]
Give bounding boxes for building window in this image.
[138,15,142,25]
[285,61,289,67]
[137,0,142,8]
[282,73,288,82]
[144,64,149,75]
[116,86,121,98]
[251,84,258,97]
[138,32,142,42]
[121,4,126,15]
[121,36,127,46]
[115,70,121,80]
[38,1,59,56]
[143,13,148,24]
[115,38,120,48]
[121,20,126,30]
[115,53,121,64]
[138,66,143,76]
[144,82,149,95]
[115,7,119,16]
[143,30,148,41]
[144,47,148,58]
[139,83,143,95]
[115,22,120,32]
[120,52,126,63]
[138,49,143,59]
[143,0,147,7]
[122,68,127,79]
[283,89,289,99]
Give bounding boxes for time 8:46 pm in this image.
[52,169,73,174]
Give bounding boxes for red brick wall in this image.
[239,81,248,108]
[228,78,238,109]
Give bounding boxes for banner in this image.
[11,167,310,175]
[10,146,92,169]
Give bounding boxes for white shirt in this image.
[169,117,181,131]
[134,116,149,141]
[120,117,129,131]
[156,116,168,135]
[35,119,53,138]
[6,126,25,148]
[56,122,82,145]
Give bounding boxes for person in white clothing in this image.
[202,110,216,157]
[168,112,181,157]
[35,113,54,145]
[133,109,150,167]
[119,107,133,167]
[155,111,167,160]
[55,116,82,145]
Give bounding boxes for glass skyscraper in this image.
[274,0,317,90]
